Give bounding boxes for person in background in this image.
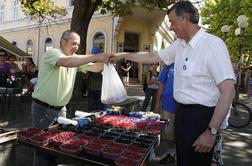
[22,57,37,75]
[25,77,38,96]
[31,30,108,166]
[120,59,132,86]
[0,50,11,87]
[210,108,231,166]
[8,54,21,74]
[22,57,37,89]
[0,50,11,75]
[87,47,104,112]
[141,63,159,112]
[109,1,235,165]
[155,63,176,164]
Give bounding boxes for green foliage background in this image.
[200,0,252,67]
[20,0,67,20]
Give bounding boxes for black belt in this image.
[175,101,215,110]
[32,98,64,111]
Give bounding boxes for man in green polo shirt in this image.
[31,30,108,166]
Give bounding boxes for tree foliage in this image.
[19,0,178,22]
[20,0,67,20]
[98,0,176,16]
[200,0,252,67]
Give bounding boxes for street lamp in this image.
[221,15,249,101]
[221,15,249,60]
[221,25,231,39]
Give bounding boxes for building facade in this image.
[0,0,173,82]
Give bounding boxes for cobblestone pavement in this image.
[0,83,251,166]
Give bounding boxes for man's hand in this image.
[96,53,110,63]
[192,129,216,153]
[109,53,127,63]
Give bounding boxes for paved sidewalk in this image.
[222,94,252,166]
[1,83,252,166]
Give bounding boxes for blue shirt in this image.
[159,63,175,113]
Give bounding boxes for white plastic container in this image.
[57,117,78,126]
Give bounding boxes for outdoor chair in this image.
[0,77,23,121]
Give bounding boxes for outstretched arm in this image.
[110,52,161,64]
[57,53,108,67]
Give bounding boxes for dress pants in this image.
[175,104,215,166]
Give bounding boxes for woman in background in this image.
[141,63,159,112]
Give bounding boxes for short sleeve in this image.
[158,41,177,65]
[207,38,235,85]
[43,48,62,66]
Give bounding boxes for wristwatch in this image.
[208,126,217,135]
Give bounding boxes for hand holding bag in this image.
[101,64,128,104]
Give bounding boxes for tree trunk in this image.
[71,0,102,54]
[68,0,102,115]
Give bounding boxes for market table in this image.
[19,137,156,166]
[17,113,164,166]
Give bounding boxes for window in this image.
[0,4,4,22]
[45,37,53,52]
[13,0,19,20]
[93,32,105,52]
[26,39,33,55]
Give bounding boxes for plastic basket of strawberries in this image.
[17,128,44,142]
[102,147,124,160]
[59,143,82,156]
[29,132,54,147]
[115,157,139,166]
[83,143,104,156]
[51,132,76,146]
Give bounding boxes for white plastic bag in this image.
[101,64,128,104]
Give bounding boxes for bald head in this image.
[60,30,79,44]
[60,30,80,55]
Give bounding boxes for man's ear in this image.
[60,39,66,46]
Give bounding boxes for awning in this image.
[0,36,31,57]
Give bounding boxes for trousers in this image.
[31,100,66,166]
[175,104,215,166]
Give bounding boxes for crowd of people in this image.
[0,49,37,94]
